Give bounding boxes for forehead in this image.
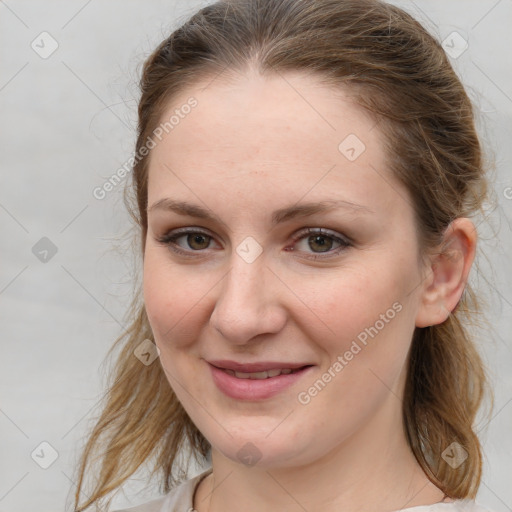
[156,71,378,160]
[146,71,408,218]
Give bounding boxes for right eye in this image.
[156,228,219,257]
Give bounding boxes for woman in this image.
[73,0,498,510]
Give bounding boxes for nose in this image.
[210,249,287,345]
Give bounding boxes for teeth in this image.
[225,368,298,379]
[235,371,268,379]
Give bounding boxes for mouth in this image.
[207,360,315,400]
[214,366,312,379]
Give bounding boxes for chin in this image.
[209,427,315,470]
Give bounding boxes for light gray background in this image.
[0,1,511,511]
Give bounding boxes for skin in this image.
[142,69,476,512]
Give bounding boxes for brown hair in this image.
[73,0,496,509]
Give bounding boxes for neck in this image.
[197,456,445,512]
[194,392,447,512]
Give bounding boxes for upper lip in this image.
[207,360,313,372]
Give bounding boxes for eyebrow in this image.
[148,198,375,226]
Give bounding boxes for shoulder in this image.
[400,499,499,512]
[448,500,500,512]
[112,468,212,512]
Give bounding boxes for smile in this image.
[207,361,314,400]
[221,367,301,379]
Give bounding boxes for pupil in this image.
[189,234,209,250]
[310,235,332,253]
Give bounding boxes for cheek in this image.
[308,270,396,334]
[142,251,208,348]
[306,261,416,363]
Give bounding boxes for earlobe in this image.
[415,218,477,328]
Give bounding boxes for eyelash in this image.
[155,227,352,260]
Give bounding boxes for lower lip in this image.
[208,363,314,400]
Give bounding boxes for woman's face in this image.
[143,71,429,469]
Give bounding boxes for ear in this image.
[415,218,477,328]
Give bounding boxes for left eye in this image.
[289,228,351,259]
[156,227,351,259]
